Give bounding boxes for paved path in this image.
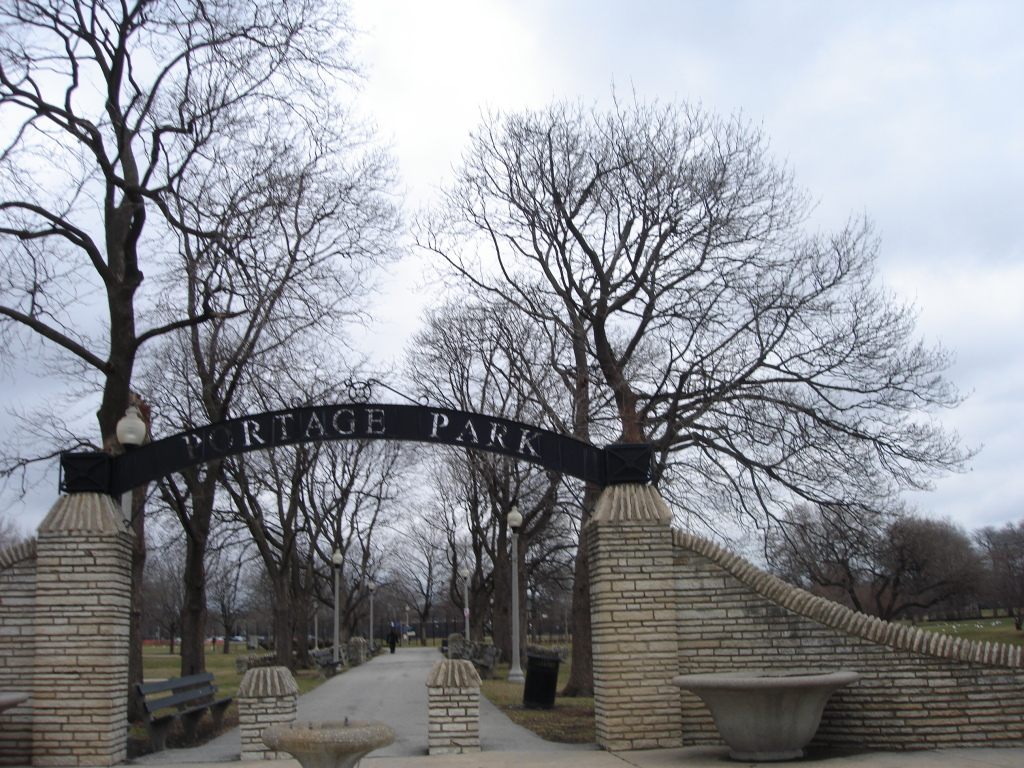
[133,646,589,765]
[129,646,1024,768]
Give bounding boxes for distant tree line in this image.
[767,504,1024,624]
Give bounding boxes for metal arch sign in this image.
[58,403,652,495]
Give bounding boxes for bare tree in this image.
[141,116,398,676]
[408,300,577,667]
[391,516,449,646]
[766,503,884,614]
[222,432,403,666]
[975,521,1024,628]
[0,0,361,712]
[141,528,185,654]
[768,504,983,620]
[0,507,24,549]
[423,95,970,515]
[422,97,973,691]
[206,530,256,655]
[0,0,355,450]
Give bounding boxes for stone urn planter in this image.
[673,669,860,762]
[262,720,395,768]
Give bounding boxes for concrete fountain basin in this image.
[673,669,860,762]
[261,720,395,768]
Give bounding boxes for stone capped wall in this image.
[0,540,36,766]
[674,531,1024,750]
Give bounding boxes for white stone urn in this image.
[673,669,860,761]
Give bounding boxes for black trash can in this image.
[522,653,560,709]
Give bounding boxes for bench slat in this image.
[137,672,214,696]
[144,685,217,714]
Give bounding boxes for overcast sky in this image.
[4,1,1021,536]
[345,0,1024,531]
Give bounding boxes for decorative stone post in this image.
[238,666,299,760]
[32,493,133,767]
[587,484,682,751]
[425,659,481,755]
[347,637,368,666]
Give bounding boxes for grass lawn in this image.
[908,616,1024,648]
[481,662,595,744]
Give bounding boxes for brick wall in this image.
[674,531,1024,750]
[0,540,36,765]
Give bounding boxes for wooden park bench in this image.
[470,646,500,679]
[311,648,347,678]
[136,672,233,752]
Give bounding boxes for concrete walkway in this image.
[130,646,1024,768]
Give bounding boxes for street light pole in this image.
[459,566,471,641]
[368,581,377,649]
[507,506,525,684]
[332,550,343,664]
[405,605,411,646]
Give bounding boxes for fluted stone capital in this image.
[38,493,127,535]
[590,483,672,525]
[426,659,481,688]
[239,666,299,698]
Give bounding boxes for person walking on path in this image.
[387,628,398,653]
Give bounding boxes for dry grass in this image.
[481,663,595,744]
[909,616,1024,647]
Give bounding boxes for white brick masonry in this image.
[425,659,481,755]
[237,666,299,760]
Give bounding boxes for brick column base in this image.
[588,484,682,751]
[426,659,481,755]
[238,666,299,760]
[32,493,132,767]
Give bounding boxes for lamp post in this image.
[368,581,377,648]
[405,605,411,646]
[507,505,525,684]
[459,566,471,641]
[332,550,343,663]
[115,405,147,521]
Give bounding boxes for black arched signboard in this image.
[59,403,652,495]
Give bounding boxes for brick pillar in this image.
[425,659,481,755]
[32,493,132,767]
[588,484,681,751]
[238,666,298,760]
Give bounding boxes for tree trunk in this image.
[293,569,312,667]
[273,581,294,668]
[127,485,147,721]
[562,483,599,697]
[176,467,218,677]
[179,534,209,676]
